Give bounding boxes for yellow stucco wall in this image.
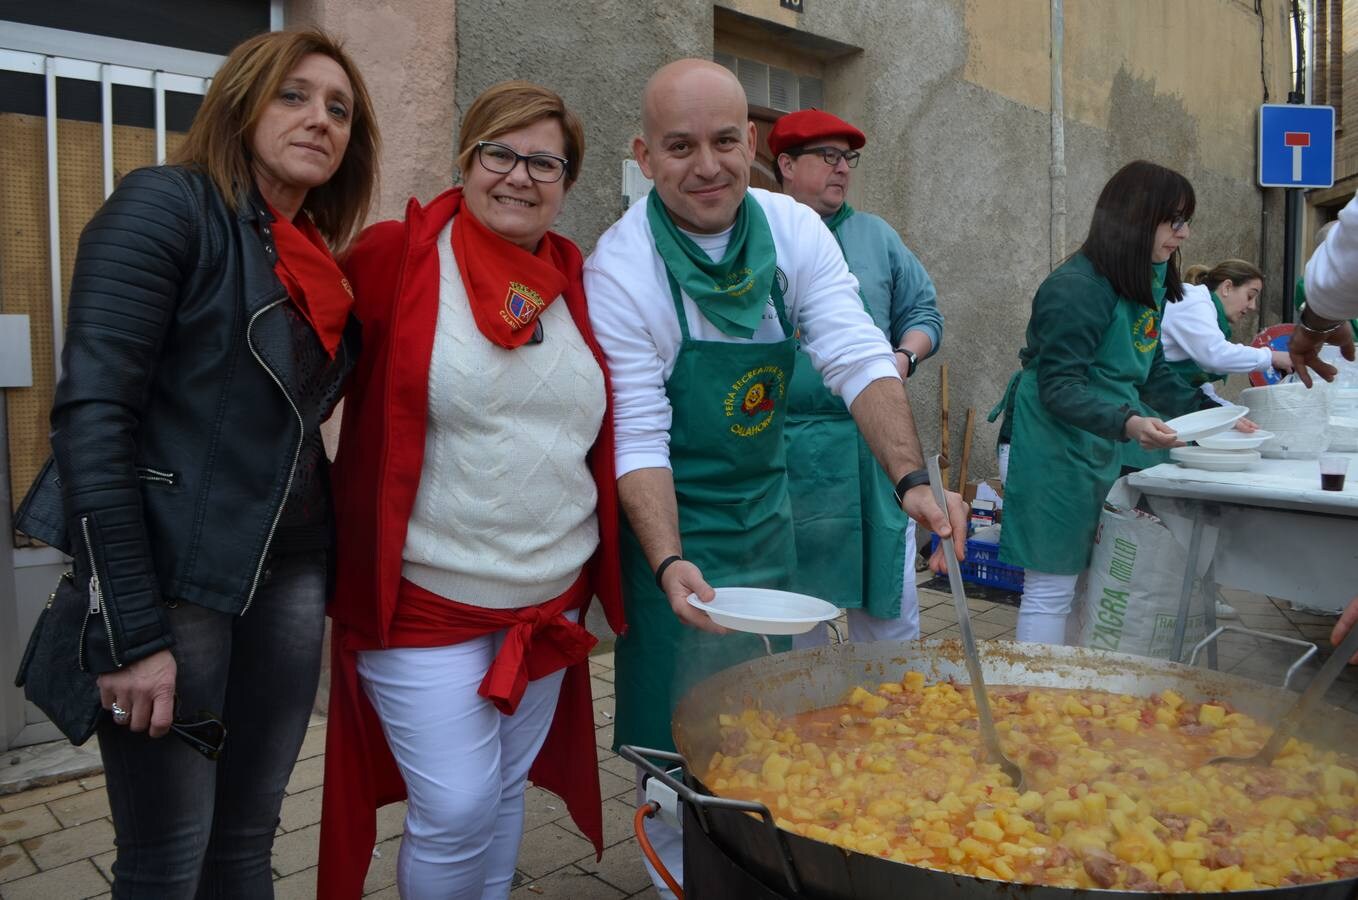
[963,0,1292,176]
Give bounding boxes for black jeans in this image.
[98,551,327,899]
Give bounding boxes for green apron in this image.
[612,272,796,753]
[1117,268,1173,472]
[1000,293,1162,575]
[783,212,906,615]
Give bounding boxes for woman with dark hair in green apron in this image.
[992,160,1219,645]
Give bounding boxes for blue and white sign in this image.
[1258,104,1335,189]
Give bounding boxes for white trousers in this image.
[791,519,920,649]
[356,611,575,900]
[997,444,1081,645]
[1015,570,1080,644]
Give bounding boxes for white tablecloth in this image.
[1126,453,1358,612]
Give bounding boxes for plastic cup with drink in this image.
[1320,454,1350,492]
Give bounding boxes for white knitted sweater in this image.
[400,220,606,608]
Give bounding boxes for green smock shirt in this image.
[612,272,796,754]
[997,254,1209,574]
[783,209,939,615]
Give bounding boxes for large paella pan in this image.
[625,638,1358,899]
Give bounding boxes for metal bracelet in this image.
[1298,303,1345,336]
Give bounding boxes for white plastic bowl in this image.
[686,587,840,635]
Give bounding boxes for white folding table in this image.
[1125,453,1358,664]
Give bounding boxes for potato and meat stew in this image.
[703,672,1358,892]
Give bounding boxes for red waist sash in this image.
[317,574,603,898]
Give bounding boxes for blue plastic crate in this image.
[929,533,1025,593]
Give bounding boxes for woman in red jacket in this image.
[318,82,624,899]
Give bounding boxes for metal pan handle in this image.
[618,745,804,897]
[1188,625,1319,690]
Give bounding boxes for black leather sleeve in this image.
[49,167,198,670]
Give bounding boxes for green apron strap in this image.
[987,370,1022,423]
[664,269,692,342]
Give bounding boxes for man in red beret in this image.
[769,108,945,649]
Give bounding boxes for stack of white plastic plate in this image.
[1239,383,1332,458]
[1170,446,1262,472]
[1331,388,1358,451]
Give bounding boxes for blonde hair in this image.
[171,28,379,250]
[1199,258,1264,292]
[1182,264,1211,285]
[457,81,585,189]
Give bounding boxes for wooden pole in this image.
[958,408,975,493]
[939,362,951,489]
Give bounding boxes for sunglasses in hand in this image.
[170,706,227,761]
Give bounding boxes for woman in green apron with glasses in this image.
[993,161,1221,645]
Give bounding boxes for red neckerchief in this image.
[267,204,353,357]
[317,575,602,898]
[449,191,569,349]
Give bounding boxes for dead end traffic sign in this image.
[1259,104,1335,189]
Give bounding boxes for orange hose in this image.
[634,800,684,899]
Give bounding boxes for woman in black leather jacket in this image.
[21,28,378,897]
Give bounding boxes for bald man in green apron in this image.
[585,58,968,896]
[767,109,944,646]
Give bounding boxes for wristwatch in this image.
[892,468,930,506]
[1298,302,1344,336]
[894,347,919,378]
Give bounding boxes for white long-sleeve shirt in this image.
[585,188,898,476]
[1161,283,1271,373]
[1306,193,1358,320]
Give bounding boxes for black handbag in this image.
[14,571,104,745]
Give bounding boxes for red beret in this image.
[767,109,866,158]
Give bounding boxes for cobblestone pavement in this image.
[2,583,1355,898]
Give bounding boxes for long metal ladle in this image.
[926,454,1026,792]
[1207,615,1358,767]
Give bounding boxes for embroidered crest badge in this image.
[501,281,545,329]
[1132,309,1160,354]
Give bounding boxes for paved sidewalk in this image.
[2,584,1356,898]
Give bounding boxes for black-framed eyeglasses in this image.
[171,706,227,761]
[784,146,860,168]
[1169,214,1192,233]
[475,140,570,183]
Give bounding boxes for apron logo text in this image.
[724,365,786,437]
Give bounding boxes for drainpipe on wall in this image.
[1049,0,1066,270]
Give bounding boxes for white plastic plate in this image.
[1170,446,1262,472]
[1163,405,1248,443]
[685,587,839,635]
[1195,429,1275,450]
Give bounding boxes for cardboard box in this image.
[963,478,1004,506]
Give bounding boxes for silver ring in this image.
[110,702,129,725]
